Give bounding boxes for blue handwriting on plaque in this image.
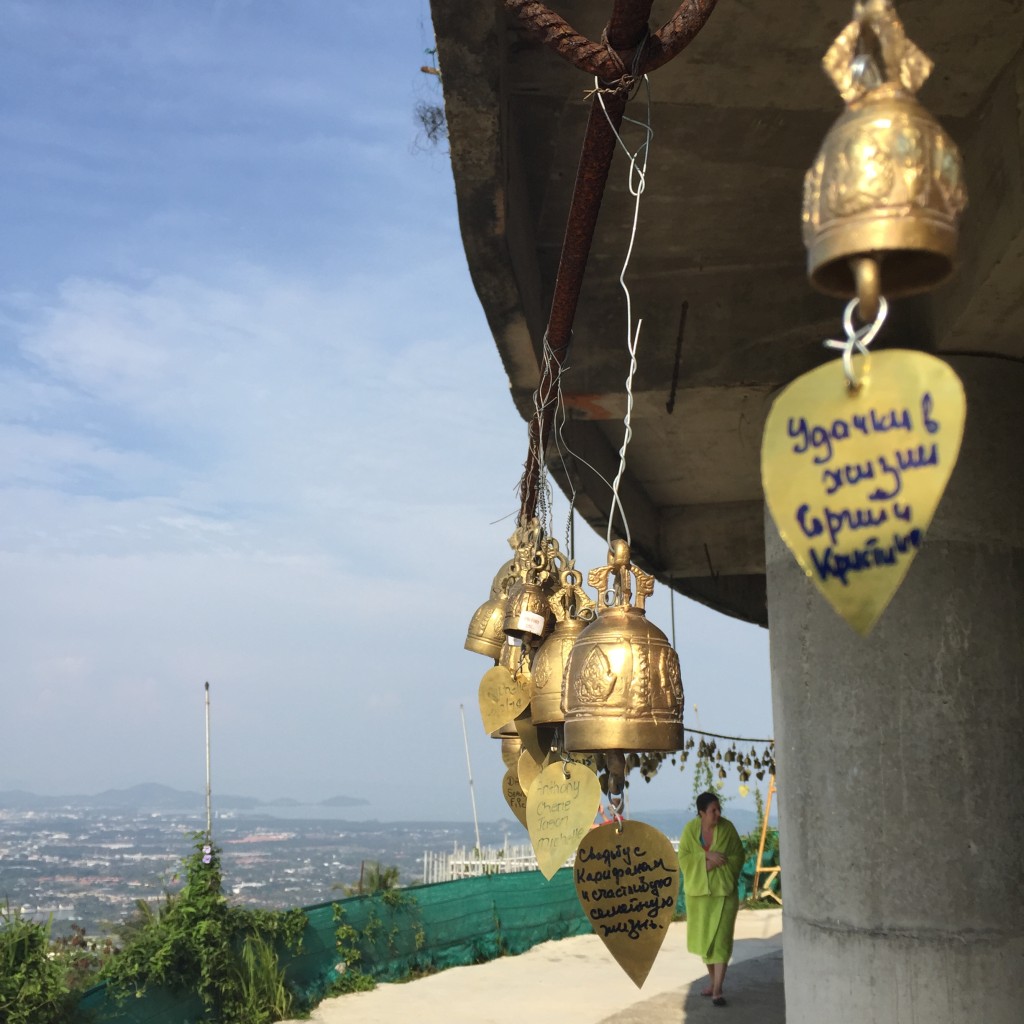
[785,390,947,587]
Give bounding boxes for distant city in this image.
[0,784,513,935]
[0,784,761,936]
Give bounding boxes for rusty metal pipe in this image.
[504,0,719,78]
[510,0,719,521]
[519,90,628,520]
[516,0,654,520]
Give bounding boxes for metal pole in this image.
[204,681,212,837]
[459,704,482,852]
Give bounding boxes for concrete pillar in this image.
[766,355,1024,1024]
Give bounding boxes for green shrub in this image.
[0,902,80,1024]
[102,832,306,1024]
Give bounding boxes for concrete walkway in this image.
[283,908,784,1024]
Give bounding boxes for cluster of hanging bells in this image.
[466,520,683,816]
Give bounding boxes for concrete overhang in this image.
[432,0,1024,626]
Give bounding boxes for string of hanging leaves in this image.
[628,732,776,786]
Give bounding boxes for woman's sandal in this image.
[700,987,714,997]
[712,995,727,1007]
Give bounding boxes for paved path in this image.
[283,908,784,1024]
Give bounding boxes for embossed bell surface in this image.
[465,559,515,658]
[802,0,967,299]
[563,542,683,753]
[530,568,595,726]
[465,594,508,658]
[503,580,552,641]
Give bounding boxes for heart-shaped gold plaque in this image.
[574,820,679,987]
[478,666,529,735]
[762,349,965,634]
[526,761,601,879]
[501,768,528,828]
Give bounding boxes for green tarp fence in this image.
[78,867,616,1022]
[78,856,772,1024]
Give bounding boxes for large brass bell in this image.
[530,568,595,726]
[802,0,967,318]
[563,541,683,753]
[464,559,515,659]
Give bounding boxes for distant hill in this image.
[320,795,371,808]
[0,784,368,812]
[90,783,255,810]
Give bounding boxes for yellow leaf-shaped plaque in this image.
[478,666,529,735]
[526,761,601,880]
[514,713,547,763]
[762,349,965,634]
[502,768,528,828]
[517,745,546,796]
[574,820,679,987]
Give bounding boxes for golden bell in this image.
[489,720,523,769]
[563,541,683,753]
[530,568,595,726]
[503,580,552,641]
[802,1,967,314]
[502,520,563,641]
[464,559,515,659]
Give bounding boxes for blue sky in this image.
[0,0,773,821]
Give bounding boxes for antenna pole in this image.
[204,682,212,837]
[459,704,482,852]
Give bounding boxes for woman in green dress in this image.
[678,791,746,1006]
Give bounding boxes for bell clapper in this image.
[605,749,628,825]
[851,255,881,324]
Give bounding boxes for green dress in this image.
[678,816,745,963]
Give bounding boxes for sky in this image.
[0,0,774,822]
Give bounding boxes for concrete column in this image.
[766,355,1024,1024]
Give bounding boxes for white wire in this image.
[596,76,652,553]
[539,77,654,557]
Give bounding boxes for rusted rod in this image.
[504,0,719,77]
[513,0,719,521]
[519,90,629,519]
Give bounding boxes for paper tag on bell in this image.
[516,610,546,635]
[761,349,966,634]
[574,820,679,987]
[526,761,601,879]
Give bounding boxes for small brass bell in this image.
[563,541,683,753]
[503,580,552,641]
[464,559,515,659]
[489,720,523,770]
[530,568,595,726]
[503,522,561,641]
[802,0,967,317]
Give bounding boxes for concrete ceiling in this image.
[431,0,1024,626]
